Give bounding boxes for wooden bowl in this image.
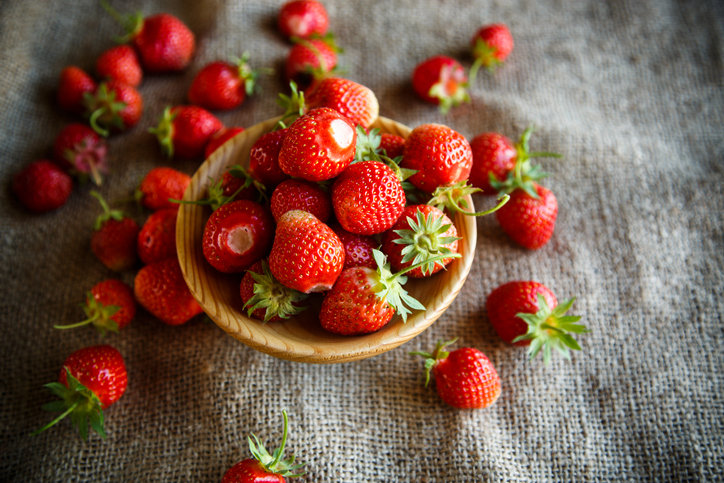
[176,116,477,364]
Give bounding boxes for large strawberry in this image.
[95,45,143,87]
[150,105,224,159]
[240,260,309,323]
[54,279,136,334]
[90,191,139,271]
[495,183,558,250]
[305,77,379,129]
[248,129,291,188]
[205,127,245,158]
[137,167,191,212]
[269,210,344,293]
[31,345,127,440]
[57,66,97,115]
[412,55,470,114]
[188,53,266,111]
[134,257,203,325]
[412,339,501,409]
[277,0,329,40]
[84,80,144,137]
[12,160,73,214]
[137,208,178,265]
[470,23,514,80]
[486,281,588,364]
[270,178,331,223]
[52,123,108,186]
[285,37,339,91]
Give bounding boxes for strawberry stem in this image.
[53,314,100,330]
[30,399,80,436]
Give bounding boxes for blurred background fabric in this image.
[1,0,723,481]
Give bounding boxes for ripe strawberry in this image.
[54,279,136,334]
[188,54,266,111]
[495,183,558,250]
[12,160,73,214]
[240,260,309,323]
[31,345,127,440]
[90,190,140,271]
[379,133,405,159]
[470,23,514,79]
[330,223,377,270]
[219,165,265,204]
[486,281,588,364]
[137,208,177,265]
[150,105,224,159]
[412,339,501,409]
[57,66,97,114]
[278,0,329,40]
[400,123,473,193]
[137,167,191,212]
[285,37,338,91]
[84,80,144,136]
[268,210,344,293]
[202,200,275,273]
[270,178,331,223]
[305,77,379,129]
[52,123,108,186]
[412,55,469,114]
[134,257,203,325]
[205,127,245,158]
[331,160,406,235]
[248,129,291,188]
[95,45,143,86]
[221,410,305,483]
[278,107,356,182]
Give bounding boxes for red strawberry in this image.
[470,23,514,79]
[150,105,224,159]
[270,178,331,223]
[330,223,377,270]
[219,165,265,204]
[285,38,338,91]
[221,410,305,483]
[90,190,140,271]
[54,279,136,334]
[305,77,379,129]
[379,133,405,159]
[331,160,406,235]
[205,127,245,158]
[202,200,275,273]
[412,339,501,409]
[134,257,203,325]
[268,210,344,293]
[137,208,177,264]
[278,0,329,40]
[412,55,470,114]
[381,205,460,278]
[188,54,266,111]
[278,108,356,182]
[84,80,144,136]
[240,260,309,323]
[57,66,97,114]
[52,123,108,186]
[486,281,588,364]
[137,167,191,212]
[495,183,558,250]
[12,160,73,214]
[400,123,473,193]
[31,345,127,440]
[248,129,291,188]
[96,45,143,86]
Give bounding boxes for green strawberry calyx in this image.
[469,37,503,82]
[83,83,128,137]
[53,292,121,335]
[100,0,144,44]
[410,338,459,387]
[233,52,273,97]
[353,126,418,180]
[30,367,107,441]
[171,165,267,211]
[275,81,306,130]
[148,106,178,158]
[512,294,589,365]
[427,63,470,115]
[90,190,128,231]
[428,180,509,216]
[243,260,309,323]
[248,409,305,477]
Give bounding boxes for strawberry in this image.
[470,23,514,80]
[103,2,195,73]
[188,53,266,111]
[400,123,473,193]
[240,260,309,323]
[412,339,501,409]
[330,223,377,270]
[219,165,266,204]
[268,210,344,293]
[54,279,136,334]
[84,80,144,137]
[221,410,305,483]
[278,0,329,40]
[137,208,177,265]
[305,77,379,129]
[31,345,127,440]
[137,167,191,212]
[57,66,97,114]
[248,129,291,188]
[412,55,470,114]
[202,200,275,273]
[95,45,143,87]
[52,123,108,186]
[90,190,140,271]
[134,257,203,325]
[270,178,331,223]
[495,183,558,249]
[278,107,356,182]
[486,281,588,364]
[379,133,405,159]
[205,127,245,158]
[285,37,339,91]
[150,105,224,159]
[12,160,73,214]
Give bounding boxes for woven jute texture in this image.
[1,0,723,481]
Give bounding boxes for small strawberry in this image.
[12,160,73,214]
[137,208,178,265]
[278,0,329,40]
[150,105,224,159]
[134,257,203,325]
[379,133,405,159]
[202,200,275,273]
[205,127,245,158]
[54,279,136,334]
[95,45,143,87]
[330,223,377,270]
[57,66,97,115]
[270,178,331,223]
[285,37,339,91]
[495,183,558,249]
[305,77,379,129]
[90,190,140,271]
[137,167,191,212]
[188,53,267,111]
[268,210,344,293]
[486,281,588,364]
[31,345,127,440]
[84,80,144,136]
[219,165,266,204]
[221,410,305,483]
[412,339,501,409]
[248,129,291,188]
[278,107,356,182]
[412,55,470,114]
[470,23,514,80]
[52,123,108,186]
[240,260,309,323]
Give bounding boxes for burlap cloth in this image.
[1,0,722,481]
